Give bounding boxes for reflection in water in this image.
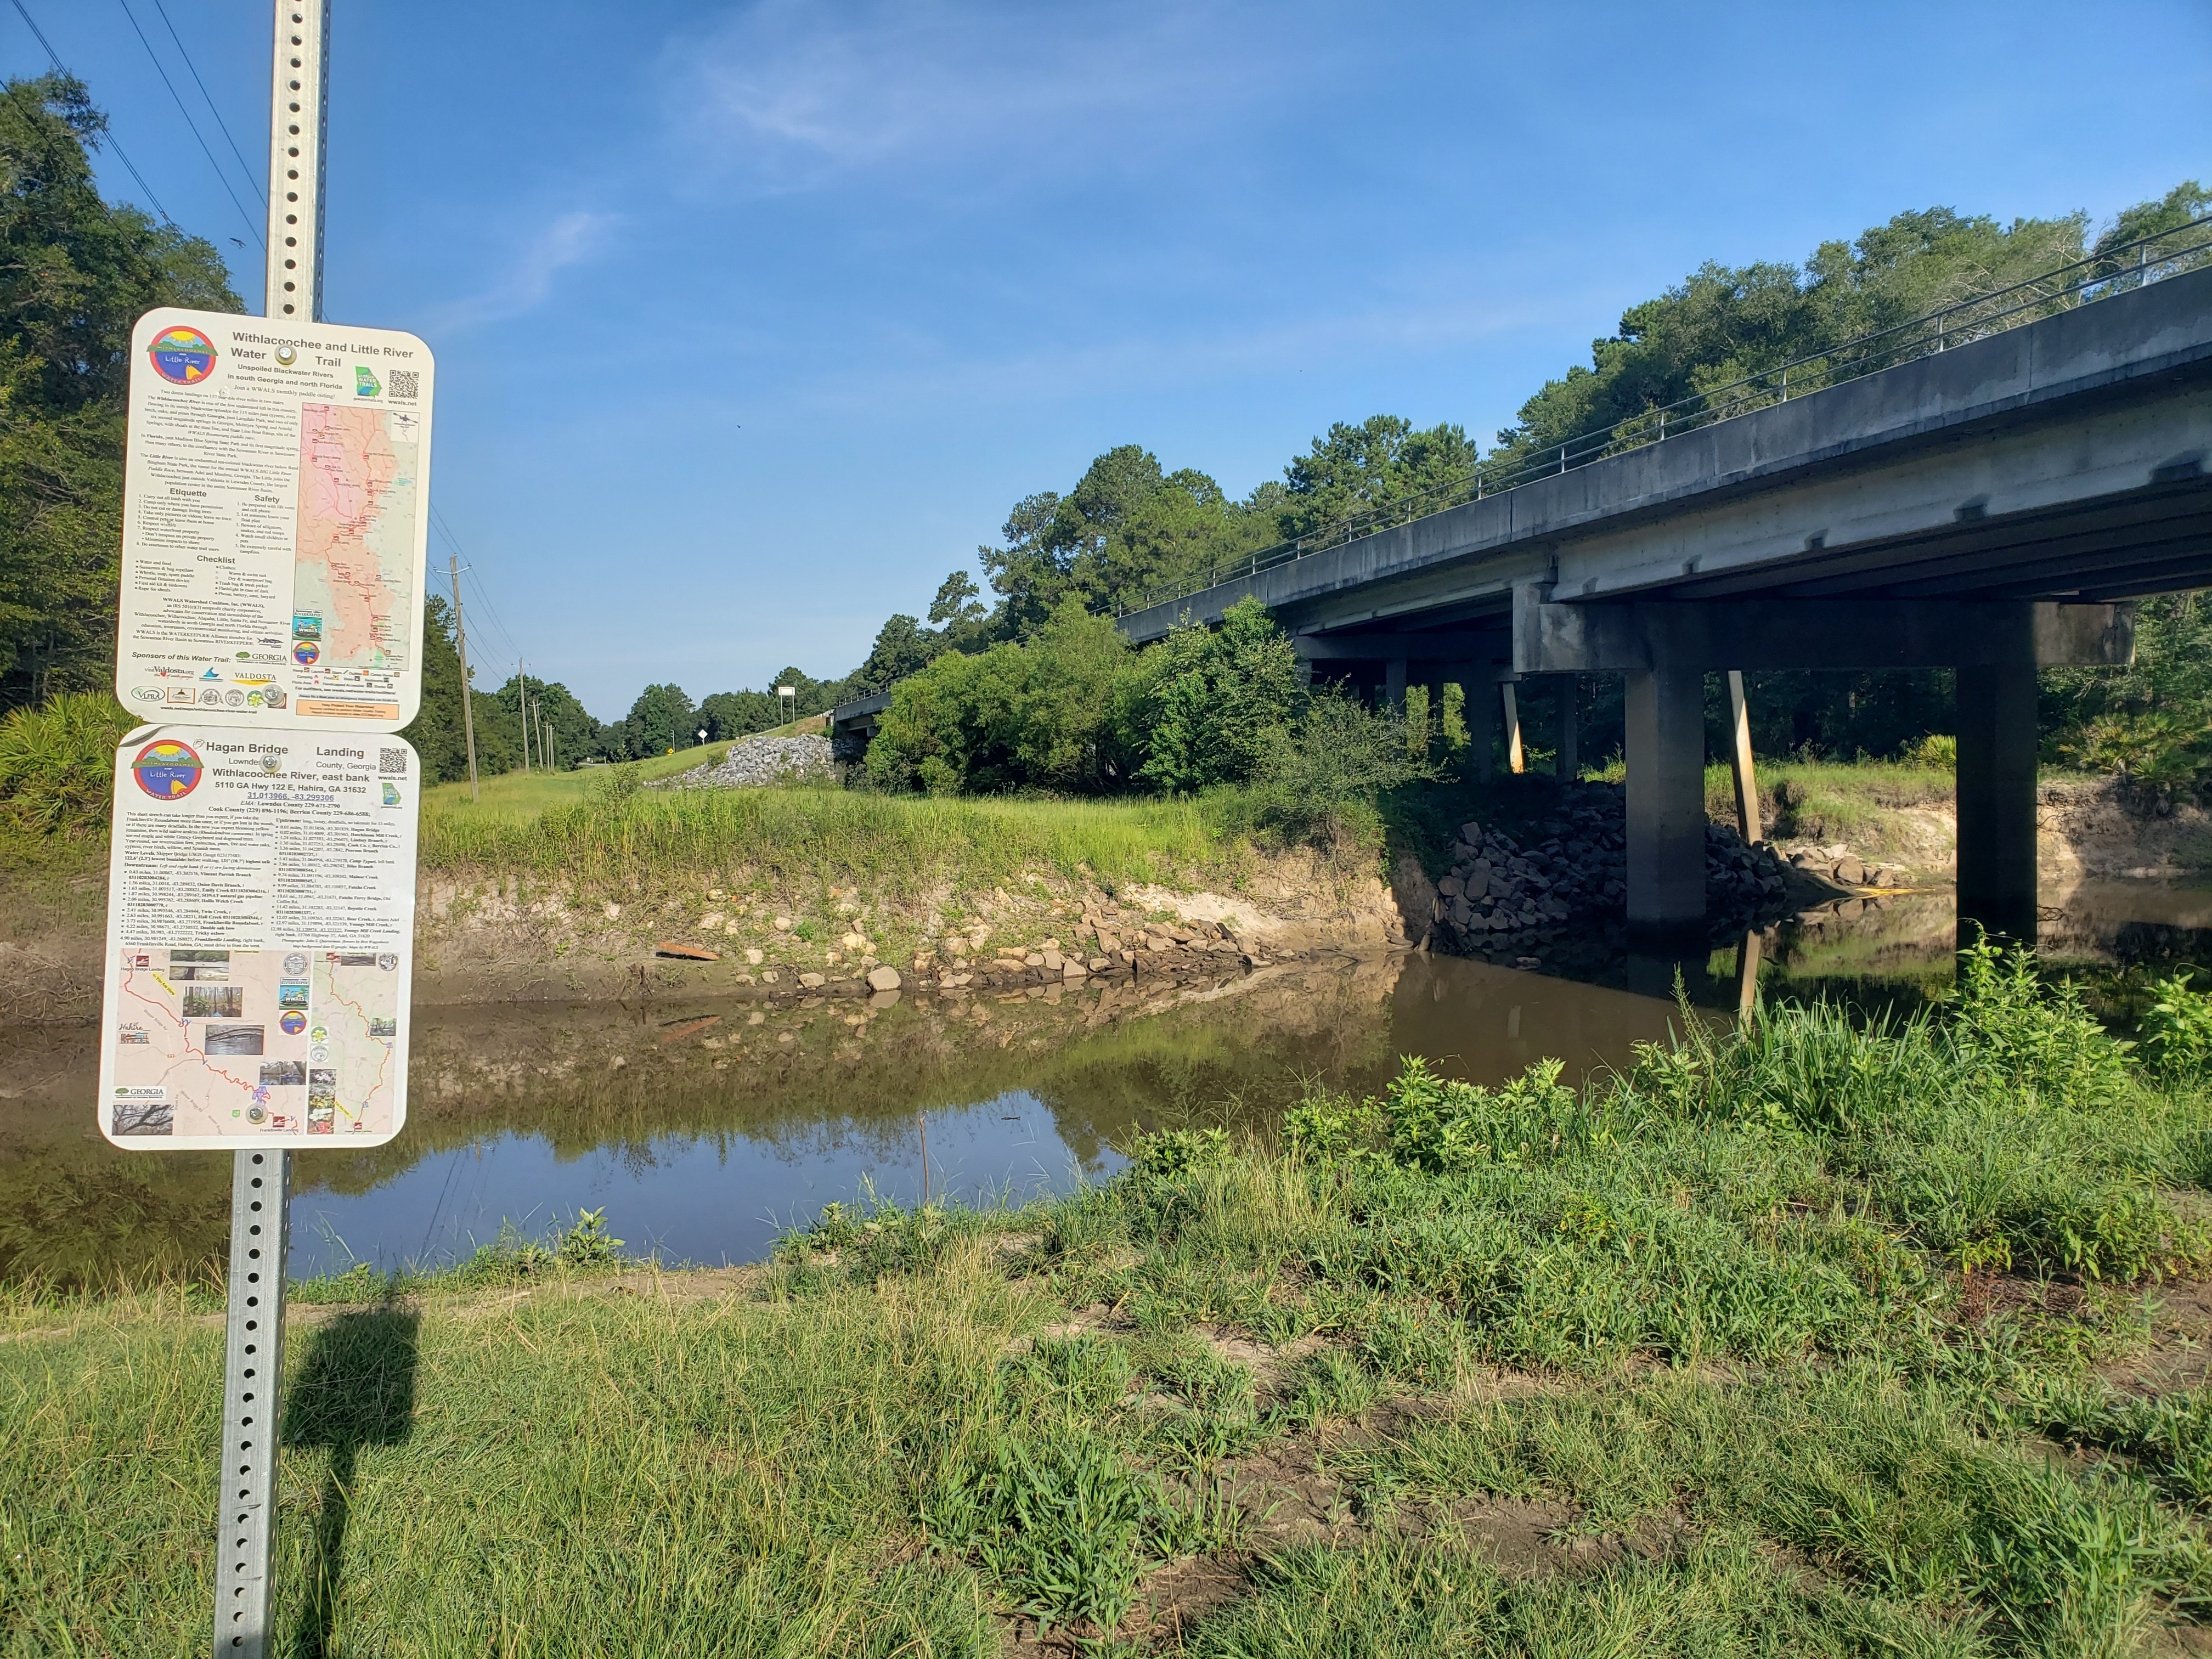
[6,878,2208,1287]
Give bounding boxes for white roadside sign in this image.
[95,725,419,1150]
[116,307,435,731]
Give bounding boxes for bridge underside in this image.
[1122,267,2212,949]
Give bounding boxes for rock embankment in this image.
[656,733,834,789]
[1427,781,1794,961]
[928,900,1273,993]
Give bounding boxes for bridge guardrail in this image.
[1116,213,2212,620]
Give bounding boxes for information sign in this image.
[117,308,436,731]
[95,725,418,1150]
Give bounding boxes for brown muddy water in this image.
[4,880,2208,1287]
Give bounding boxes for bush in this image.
[1133,596,1299,793]
[1248,685,1432,840]
[0,692,133,836]
[864,600,1144,794]
[2139,969,2212,1079]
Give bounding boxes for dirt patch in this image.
[2101,1279,2212,1396]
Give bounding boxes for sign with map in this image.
[116,308,435,732]
[95,724,418,1149]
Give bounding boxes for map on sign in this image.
[96,724,417,1150]
[116,308,434,733]
[108,947,401,1138]
[294,404,420,672]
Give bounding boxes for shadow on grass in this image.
[283,1304,419,1657]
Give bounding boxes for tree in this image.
[0,75,239,708]
[400,594,516,783]
[1135,597,1300,793]
[865,601,1144,795]
[855,613,944,691]
[1277,416,1477,540]
[1491,204,2094,469]
[617,682,696,756]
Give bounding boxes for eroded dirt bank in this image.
[4,776,2204,1026]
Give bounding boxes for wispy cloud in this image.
[667,0,1321,191]
[425,209,617,332]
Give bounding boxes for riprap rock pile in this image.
[655,733,835,789]
[1429,781,1792,958]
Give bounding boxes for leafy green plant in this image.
[1383,1056,1598,1172]
[0,692,133,835]
[2139,968,2212,1079]
[1129,1126,1228,1177]
[1902,731,1957,767]
[556,1206,624,1268]
[1282,1084,1384,1161]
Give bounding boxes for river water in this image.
[4,881,2208,1288]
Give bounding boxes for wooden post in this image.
[1502,683,1525,775]
[1726,670,1760,842]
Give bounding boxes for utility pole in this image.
[517,660,531,772]
[212,4,327,1654]
[449,555,479,800]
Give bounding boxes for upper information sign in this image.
[117,308,435,731]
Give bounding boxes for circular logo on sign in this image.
[148,325,217,385]
[279,1011,307,1035]
[293,641,320,667]
[283,952,308,975]
[131,738,202,799]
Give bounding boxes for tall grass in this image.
[10,967,2212,1651]
[422,782,1256,895]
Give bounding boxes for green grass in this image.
[421,740,740,821]
[422,780,1261,898]
[1701,758,1956,846]
[10,953,2212,1651]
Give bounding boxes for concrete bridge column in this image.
[1956,652,2039,947]
[1451,665,1492,779]
[1624,663,1707,942]
[1557,676,1579,778]
[1384,658,1408,714]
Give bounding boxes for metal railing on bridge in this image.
[1116,213,2212,620]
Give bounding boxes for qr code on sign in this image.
[379,747,409,776]
[388,369,419,399]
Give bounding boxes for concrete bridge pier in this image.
[1517,590,2135,953]
[1955,656,2040,947]
[1623,662,1709,945]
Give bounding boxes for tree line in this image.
[1,70,2204,793]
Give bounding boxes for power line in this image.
[430,507,522,665]
[112,0,262,247]
[8,0,175,225]
[146,0,264,207]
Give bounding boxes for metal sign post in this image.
[215,5,321,1652]
[212,1149,291,1654]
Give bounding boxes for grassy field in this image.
[422,775,1261,900]
[9,955,2212,1654]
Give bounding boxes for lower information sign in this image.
[96,724,418,1149]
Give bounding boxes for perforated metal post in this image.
[211,2,325,1647]
[211,1149,292,1657]
[265,0,329,324]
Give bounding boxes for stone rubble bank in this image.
[654,733,836,790]
[1429,781,1797,960]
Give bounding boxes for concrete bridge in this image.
[1118,264,2212,945]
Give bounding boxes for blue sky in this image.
[14,1,2211,719]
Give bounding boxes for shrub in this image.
[1129,1126,1229,1177]
[0,692,133,835]
[1248,685,1432,840]
[1133,596,1299,794]
[2139,969,2212,1079]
